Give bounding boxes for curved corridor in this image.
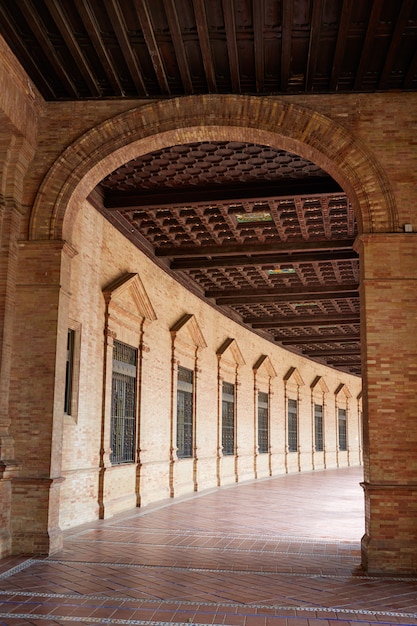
[1,467,417,625]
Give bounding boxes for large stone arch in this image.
[28,94,398,242]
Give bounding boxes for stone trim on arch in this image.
[28,95,398,242]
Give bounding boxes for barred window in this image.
[222,381,235,455]
[288,398,298,452]
[314,403,323,451]
[338,408,347,451]
[110,341,137,465]
[64,329,75,415]
[177,366,194,458]
[258,391,269,454]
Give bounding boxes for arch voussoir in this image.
[29,95,398,242]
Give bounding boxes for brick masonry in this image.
[0,35,417,573]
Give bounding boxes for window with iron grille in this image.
[177,366,193,458]
[314,403,324,451]
[288,398,298,452]
[110,341,137,465]
[222,381,235,455]
[338,408,347,451]
[64,329,75,415]
[258,391,269,453]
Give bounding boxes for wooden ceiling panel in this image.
[3,0,416,375]
[1,0,416,98]
[93,139,361,373]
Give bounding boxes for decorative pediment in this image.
[170,313,207,350]
[103,272,157,321]
[283,366,304,387]
[335,383,352,399]
[216,338,245,367]
[253,355,276,379]
[310,375,329,394]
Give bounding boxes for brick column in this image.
[357,233,417,574]
[0,130,36,557]
[10,239,76,555]
[0,201,22,557]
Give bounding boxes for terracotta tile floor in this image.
[1,466,417,625]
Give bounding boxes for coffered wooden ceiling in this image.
[2,0,417,375]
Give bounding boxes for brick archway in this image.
[28,94,398,242]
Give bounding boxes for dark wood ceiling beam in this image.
[171,245,358,270]
[158,238,355,259]
[378,0,414,89]
[330,0,353,90]
[353,1,383,90]
[216,290,358,306]
[305,0,324,90]
[206,283,359,299]
[253,0,264,92]
[104,178,343,210]
[404,44,417,89]
[44,0,102,97]
[278,334,360,344]
[17,0,79,97]
[303,347,360,357]
[294,197,309,239]
[163,0,193,92]
[281,0,293,91]
[246,313,359,328]
[134,0,170,94]
[73,0,124,95]
[222,0,240,91]
[0,4,56,98]
[192,0,217,91]
[103,0,148,96]
[326,359,362,366]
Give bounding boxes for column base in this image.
[11,526,63,556]
[361,481,417,575]
[0,460,20,557]
[11,476,64,556]
[361,533,417,576]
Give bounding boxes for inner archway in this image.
[24,95,409,574]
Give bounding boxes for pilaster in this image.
[9,239,76,555]
[356,233,417,574]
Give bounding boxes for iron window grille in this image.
[314,403,324,451]
[110,341,137,465]
[64,328,75,415]
[222,381,235,455]
[177,366,194,458]
[338,408,347,451]
[258,391,269,453]
[288,398,298,452]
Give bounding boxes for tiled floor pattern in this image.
[1,467,417,625]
